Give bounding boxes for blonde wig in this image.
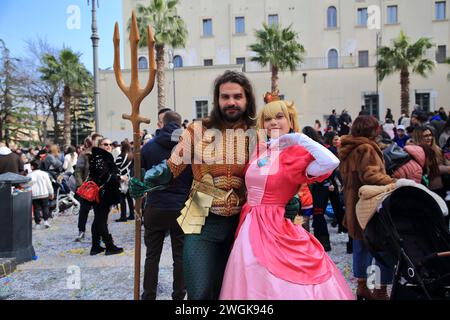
[256,100,300,133]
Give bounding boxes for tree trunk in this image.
[271,65,279,93]
[51,107,61,144]
[4,116,10,145]
[63,85,71,146]
[38,123,44,143]
[155,44,166,111]
[400,68,410,116]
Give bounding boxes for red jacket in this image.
[298,184,313,210]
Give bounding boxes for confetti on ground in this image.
[66,248,86,255]
[5,212,357,299]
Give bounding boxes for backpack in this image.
[383,143,411,175]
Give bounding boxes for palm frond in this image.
[377,31,435,81]
[130,0,188,49]
[412,59,435,77]
[249,22,305,73]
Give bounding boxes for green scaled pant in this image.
[183,213,239,300]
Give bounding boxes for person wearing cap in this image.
[393,125,409,148]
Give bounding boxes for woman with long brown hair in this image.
[410,126,450,227]
[410,126,450,193]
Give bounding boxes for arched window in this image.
[173,55,183,68]
[138,56,148,69]
[327,6,337,28]
[328,49,338,69]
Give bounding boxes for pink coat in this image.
[392,145,425,183]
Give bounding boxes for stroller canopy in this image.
[356,179,448,231]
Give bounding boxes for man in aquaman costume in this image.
[131,71,299,300]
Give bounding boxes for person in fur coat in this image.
[339,116,396,300]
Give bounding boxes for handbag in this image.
[76,180,101,203]
[119,179,129,194]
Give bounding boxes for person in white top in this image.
[63,146,78,174]
[111,141,121,161]
[382,119,396,139]
[28,159,54,229]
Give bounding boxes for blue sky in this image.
[0,0,123,72]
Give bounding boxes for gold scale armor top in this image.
[168,122,250,218]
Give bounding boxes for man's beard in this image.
[220,105,245,123]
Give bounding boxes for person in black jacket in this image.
[89,138,123,256]
[302,126,332,251]
[327,109,338,131]
[339,109,352,136]
[74,137,93,242]
[140,111,193,300]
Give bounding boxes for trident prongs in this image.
[113,10,156,301]
[113,11,156,111]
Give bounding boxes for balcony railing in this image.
[294,49,450,71]
[297,54,377,70]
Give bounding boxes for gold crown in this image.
[263,90,281,104]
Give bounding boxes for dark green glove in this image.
[285,195,301,222]
[143,160,173,186]
[129,160,173,198]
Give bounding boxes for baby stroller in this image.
[361,184,450,300]
[51,172,80,216]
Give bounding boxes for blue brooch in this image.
[257,156,270,167]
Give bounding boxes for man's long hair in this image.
[204,71,256,130]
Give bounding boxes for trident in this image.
[113,11,156,300]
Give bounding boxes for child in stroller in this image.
[49,172,80,216]
[358,180,450,300]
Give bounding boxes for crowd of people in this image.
[0,70,449,301]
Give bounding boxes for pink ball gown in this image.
[219,144,355,300]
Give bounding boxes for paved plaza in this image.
[1,211,356,300]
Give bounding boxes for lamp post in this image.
[168,49,176,111]
[88,0,100,133]
[302,73,307,84]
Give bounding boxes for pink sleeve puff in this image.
[280,145,332,186]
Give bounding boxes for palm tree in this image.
[131,0,188,110]
[39,49,92,146]
[250,23,305,93]
[376,30,435,116]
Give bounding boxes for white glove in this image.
[272,133,340,177]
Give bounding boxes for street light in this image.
[168,49,176,111]
[88,0,100,133]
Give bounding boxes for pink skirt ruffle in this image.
[220,214,355,300]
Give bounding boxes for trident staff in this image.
[113,11,156,300]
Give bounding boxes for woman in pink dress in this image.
[219,98,355,300]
